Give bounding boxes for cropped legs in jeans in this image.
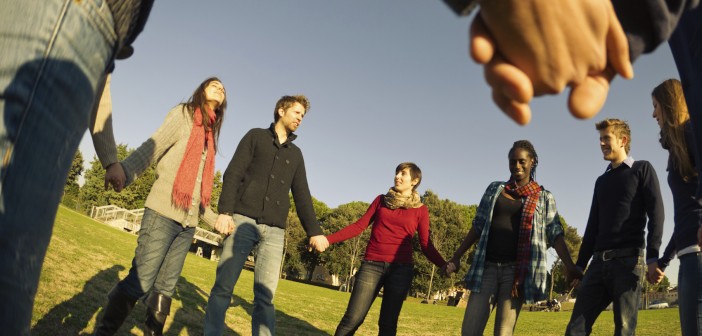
[117,208,196,300]
[334,260,414,336]
[204,214,285,336]
[678,252,702,336]
[566,256,641,336]
[0,0,116,334]
[462,262,523,336]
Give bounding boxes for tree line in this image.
[64,146,623,300]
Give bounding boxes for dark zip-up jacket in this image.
[218,125,322,236]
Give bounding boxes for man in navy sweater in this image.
[566,118,665,335]
[203,95,328,336]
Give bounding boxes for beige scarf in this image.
[383,188,423,209]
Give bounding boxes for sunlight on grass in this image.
[31,206,681,335]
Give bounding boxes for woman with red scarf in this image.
[444,140,579,336]
[94,77,227,336]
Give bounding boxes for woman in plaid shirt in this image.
[444,140,579,336]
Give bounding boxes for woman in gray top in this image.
[94,77,227,336]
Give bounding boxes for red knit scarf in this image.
[503,179,542,298]
[172,107,216,210]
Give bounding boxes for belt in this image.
[593,248,643,261]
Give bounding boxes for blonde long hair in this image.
[652,79,696,181]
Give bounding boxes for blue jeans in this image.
[334,260,414,336]
[204,214,285,336]
[0,0,116,334]
[462,262,523,336]
[117,208,195,300]
[669,5,702,198]
[678,252,702,336]
[566,256,642,336]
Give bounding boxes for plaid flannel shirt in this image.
[463,181,564,303]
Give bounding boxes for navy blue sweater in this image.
[659,124,702,269]
[576,160,665,268]
[218,125,322,236]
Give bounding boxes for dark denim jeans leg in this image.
[335,261,385,336]
[377,263,413,336]
[118,209,195,300]
[566,256,641,336]
[678,252,702,336]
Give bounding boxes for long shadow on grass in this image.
[230,290,329,335]
[31,265,128,335]
[165,276,238,336]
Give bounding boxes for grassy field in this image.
[30,206,682,335]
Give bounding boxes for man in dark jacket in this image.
[203,95,327,336]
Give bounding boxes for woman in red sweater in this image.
[324,162,447,336]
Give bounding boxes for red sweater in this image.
[326,195,446,266]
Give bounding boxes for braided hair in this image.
[508,140,539,181]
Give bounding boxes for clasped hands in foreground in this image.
[473,0,633,124]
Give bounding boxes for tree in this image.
[412,190,476,299]
[280,195,330,280]
[61,150,84,209]
[548,215,582,299]
[318,201,371,290]
[79,144,156,213]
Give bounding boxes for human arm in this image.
[444,227,479,275]
[120,106,187,187]
[290,154,323,237]
[658,236,675,272]
[576,188,601,269]
[217,130,256,215]
[543,192,582,285]
[417,207,447,267]
[90,74,126,192]
[469,0,632,124]
[326,196,381,245]
[642,162,665,264]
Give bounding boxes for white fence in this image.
[90,205,224,255]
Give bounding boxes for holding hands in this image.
[104,162,126,192]
[309,235,329,253]
[214,214,236,235]
[646,263,664,285]
[471,0,633,124]
[442,259,459,276]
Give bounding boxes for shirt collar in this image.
[606,156,635,172]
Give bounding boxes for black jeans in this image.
[335,261,414,336]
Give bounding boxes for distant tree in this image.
[61,150,84,209]
[280,195,330,280]
[549,215,582,299]
[319,201,371,290]
[79,144,156,213]
[412,190,475,299]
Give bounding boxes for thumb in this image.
[568,68,615,120]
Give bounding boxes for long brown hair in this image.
[182,77,227,152]
[652,78,696,181]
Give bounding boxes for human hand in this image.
[309,235,329,253]
[214,214,235,235]
[442,260,458,276]
[470,0,632,124]
[104,162,126,192]
[565,264,584,287]
[646,263,664,285]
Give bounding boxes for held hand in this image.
[470,0,632,124]
[104,162,126,192]
[214,214,235,235]
[442,260,457,276]
[565,264,584,286]
[646,263,664,285]
[309,235,329,253]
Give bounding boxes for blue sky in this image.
[78,1,683,284]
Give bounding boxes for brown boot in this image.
[94,286,137,336]
[143,291,171,336]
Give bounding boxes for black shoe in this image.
[143,291,172,336]
[94,286,137,336]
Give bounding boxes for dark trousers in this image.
[334,261,414,336]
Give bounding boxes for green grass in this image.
[31,206,682,335]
